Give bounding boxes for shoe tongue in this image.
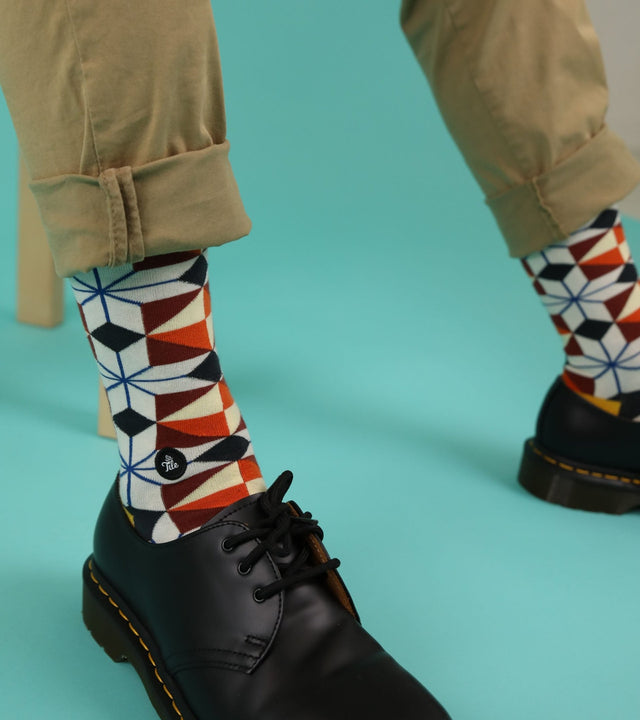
[204,472,293,530]
[199,489,356,617]
[201,493,304,567]
[201,491,267,530]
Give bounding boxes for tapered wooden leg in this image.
[17,155,113,441]
[16,153,64,327]
[98,379,116,439]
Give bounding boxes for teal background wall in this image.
[1,2,640,719]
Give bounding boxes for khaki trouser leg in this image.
[400,0,640,257]
[0,1,250,277]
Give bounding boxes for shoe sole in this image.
[518,438,640,514]
[82,557,194,720]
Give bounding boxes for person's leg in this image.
[0,3,452,718]
[399,0,640,256]
[521,206,640,418]
[71,249,266,542]
[0,0,264,539]
[0,0,251,278]
[399,0,640,513]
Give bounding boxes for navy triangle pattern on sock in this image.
[195,435,251,463]
[618,264,638,283]
[589,208,618,229]
[113,408,155,437]
[188,353,222,383]
[92,323,145,352]
[180,253,208,287]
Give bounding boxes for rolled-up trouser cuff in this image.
[487,125,640,258]
[28,140,252,277]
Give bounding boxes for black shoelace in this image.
[222,471,340,602]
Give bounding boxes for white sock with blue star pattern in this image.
[71,249,266,543]
[522,208,640,419]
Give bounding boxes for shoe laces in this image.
[222,471,340,601]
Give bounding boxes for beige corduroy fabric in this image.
[1,1,639,276]
[400,0,640,256]
[0,0,250,277]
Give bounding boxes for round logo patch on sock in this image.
[155,448,187,481]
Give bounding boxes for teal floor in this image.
[2,3,640,719]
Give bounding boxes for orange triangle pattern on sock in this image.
[162,465,228,509]
[238,456,262,483]
[171,483,250,514]
[160,412,230,438]
[582,246,625,268]
[219,379,234,409]
[614,224,626,245]
[620,306,640,324]
[151,319,212,351]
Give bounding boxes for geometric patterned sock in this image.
[522,207,640,420]
[71,249,266,542]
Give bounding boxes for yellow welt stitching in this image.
[529,441,636,486]
[87,561,184,720]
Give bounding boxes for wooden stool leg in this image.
[98,379,116,439]
[16,153,64,327]
[17,155,115,441]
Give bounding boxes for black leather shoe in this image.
[83,471,451,720]
[518,376,640,513]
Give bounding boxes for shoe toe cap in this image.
[179,650,451,720]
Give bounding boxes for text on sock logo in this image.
[162,456,179,472]
[155,448,187,481]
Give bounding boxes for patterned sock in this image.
[522,207,640,419]
[71,250,266,543]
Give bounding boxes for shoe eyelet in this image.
[253,588,265,603]
[221,537,234,553]
[237,560,253,576]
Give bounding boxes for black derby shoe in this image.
[83,471,451,720]
[518,376,640,513]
